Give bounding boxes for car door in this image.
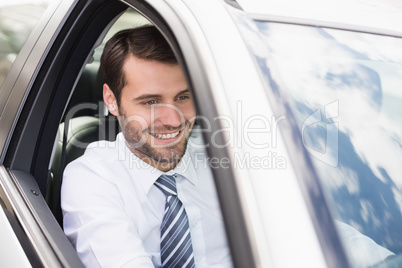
[0,0,339,267]
[0,0,256,266]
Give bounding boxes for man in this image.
[61,25,232,267]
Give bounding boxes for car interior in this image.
[47,9,149,225]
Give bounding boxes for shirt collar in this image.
[171,146,198,187]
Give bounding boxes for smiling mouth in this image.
[150,130,181,140]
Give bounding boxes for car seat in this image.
[48,64,120,226]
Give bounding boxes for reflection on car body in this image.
[257,23,402,255]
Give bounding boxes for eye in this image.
[145,100,157,105]
[177,95,190,101]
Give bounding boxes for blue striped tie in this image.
[154,174,195,268]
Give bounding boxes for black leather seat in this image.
[48,115,119,225]
[47,64,120,225]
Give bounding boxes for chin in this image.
[154,147,186,163]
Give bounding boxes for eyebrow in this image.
[133,89,190,102]
[134,94,162,102]
[175,89,190,97]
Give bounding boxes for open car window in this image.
[47,4,236,267]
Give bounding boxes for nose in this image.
[154,104,183,128]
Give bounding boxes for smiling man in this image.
[104,54,195,171]
[61,25,232,267]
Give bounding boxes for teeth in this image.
[152,131,180,139]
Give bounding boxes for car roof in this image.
[236,0,402,37]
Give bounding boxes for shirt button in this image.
[195,256,200,264]
[191,222,198,229]
[195,256,205,265]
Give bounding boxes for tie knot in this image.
[154,174,177,197]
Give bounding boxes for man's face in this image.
[104,55,195,168]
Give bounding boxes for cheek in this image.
[181,103,196,121]
[121,112,152,132]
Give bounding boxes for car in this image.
[1,0,402,267]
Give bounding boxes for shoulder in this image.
[63,133,127,182]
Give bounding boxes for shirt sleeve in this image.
[61,155,155,268]
[335,220,394,267]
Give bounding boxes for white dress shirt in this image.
[336,221,394,267]
[61,131,233,268]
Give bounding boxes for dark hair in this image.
[101,25,177,105]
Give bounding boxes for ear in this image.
[103,83,119,116]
